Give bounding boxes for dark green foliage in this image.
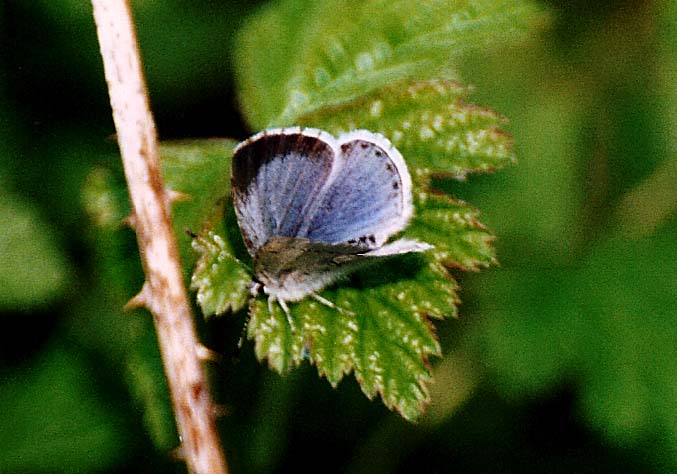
[2,0,674,472]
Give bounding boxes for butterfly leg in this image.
[267,294,274,314]
[311,293,355,316]
[250,281,262,296]
[277,297,296,331]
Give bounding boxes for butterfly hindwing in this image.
[305,131,413,247]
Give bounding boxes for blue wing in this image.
[231,128,335,255]
[233,129,428,305]
[304,131,412,247]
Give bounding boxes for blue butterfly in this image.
[231,127,431,327]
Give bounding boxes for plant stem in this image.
[90,2,228,473]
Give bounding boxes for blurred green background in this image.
[0,1,675,473]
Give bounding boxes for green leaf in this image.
[0,190,69,309]
[0,343,131,473]
[169,147,472,419]
[192,195,481,420]
[190,231,251,316]
[82,166,130,229]
[246,254,455,421]
[298,80,515,179]
[409,190,496,271]
[235,0,544,128]
[471,219,677,460]
[159,139,237,269]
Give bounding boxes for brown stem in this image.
[90,2,228,473]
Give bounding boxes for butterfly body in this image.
[231,127,431,318]
[252,236,367,302]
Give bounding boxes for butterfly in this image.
[231,127,432,327]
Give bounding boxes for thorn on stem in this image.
[166,189,190,208]
[120,213,137,229]
[169,444,185,462]
[124,282,153,311]
[196,343,224,364]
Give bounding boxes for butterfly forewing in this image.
[231,129,335,254]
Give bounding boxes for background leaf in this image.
[235,0,545,128]
[81,140,242,450]
[0,343,131,473]
[159,139,237,269]
[298,80,515,180]
[81,158,180,453]
[469,218,677,462]
[0,186,69,310]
